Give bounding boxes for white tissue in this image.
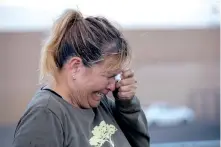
[115,73,121,82]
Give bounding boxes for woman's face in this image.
[69,56,122,108]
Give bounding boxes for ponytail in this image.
[39,9,82,84]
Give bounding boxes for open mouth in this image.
[95,92,104,97]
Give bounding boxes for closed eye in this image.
[107,75,116,79]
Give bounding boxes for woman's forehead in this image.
[106,68,122,75]
[102,56,123,69]
[94,54,129,75]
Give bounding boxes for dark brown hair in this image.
[39,9,131,83]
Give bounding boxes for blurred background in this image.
[0,0,220,147]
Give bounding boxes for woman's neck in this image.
[51,81,80,108]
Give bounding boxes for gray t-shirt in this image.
[13,88,149,147]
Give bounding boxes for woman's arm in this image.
[107,96,150,147]
[13,107,63,147]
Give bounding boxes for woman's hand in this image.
[114,69,137,100]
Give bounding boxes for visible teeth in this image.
[96,92,103,97]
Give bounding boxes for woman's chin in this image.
[89,94,103,107]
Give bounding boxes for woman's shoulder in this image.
[25,89,67,121]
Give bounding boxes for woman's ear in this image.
[68,57,83,75]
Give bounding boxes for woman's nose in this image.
[107,78,116,91]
